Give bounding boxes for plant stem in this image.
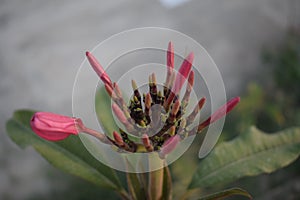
[148,158,164,200]
[81,126,110,144]
[118,188,131,200]
[162,165,172,200]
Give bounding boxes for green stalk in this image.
[148,158,164,200]
[118,188,131,200]
[127,172,147,200]
[162,165,172,200]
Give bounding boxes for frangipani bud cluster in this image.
[30,41,240,160]
[30,42,240,161]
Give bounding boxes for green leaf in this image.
[95,86,139,142]
[95,86,119,137]
[189,126,300,189]
[6,110,123,191]
[198,187,252,200]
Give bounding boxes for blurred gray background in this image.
[0,0,298,199]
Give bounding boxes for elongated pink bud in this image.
[171,100,181,116]
[145,93,152,109]
[86,51,112,86]
[164,42,175,91]
[159,135,180,158]
[104,83,114,97]
[198,97,240,131]
[112,103,127,124]
[164,52,194,110]
[186,97,206,127]
[113,82,122,98]
[172,52,194,94]
[187,70,194,87]
[142,134,154,152]
[30,112,81,141]
[167,41,174,69]
[197,98,206,113]
[113,131,125,146]
[182,71,195,108]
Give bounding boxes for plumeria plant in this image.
[6,41,300,200]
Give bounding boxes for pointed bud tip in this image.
[198,96,241,131]
[186,52,194,63]
[167,41,175,68]
[131,80,138,90]
[198,97,206,108]
[234,96,241,103]
[188,70,195,84]
[85,51,90,57]
[227,97,241,111]
[168,41,174,51]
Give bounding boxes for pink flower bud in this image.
[172,52,194,94]
[187,70,194,87]
[159,135,180,158]
[171,100,181,116]
[30,112,81,141]
[142,134,151,147]
[86,51,112,86]
[167,41,174,69]
[113,131,125,147]
[142,134,154,151]
[112,103,127,124]
[198,97,240,131]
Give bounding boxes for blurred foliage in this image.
[218,29,300,199]
[224,30,300,137]
[27,173,119,200]
[263,30,300,104]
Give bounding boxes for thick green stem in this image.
[127,172,148,200]
[148,158,164,200]
[162,165,172,200]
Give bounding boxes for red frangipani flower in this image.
[30,112,80,141]
[30,112,108,143]
[30,42,240,158]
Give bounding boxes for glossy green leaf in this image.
[6,110,123,191]
[189,126,300,189]
[95,86,119,138]
[198,187,252,200]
